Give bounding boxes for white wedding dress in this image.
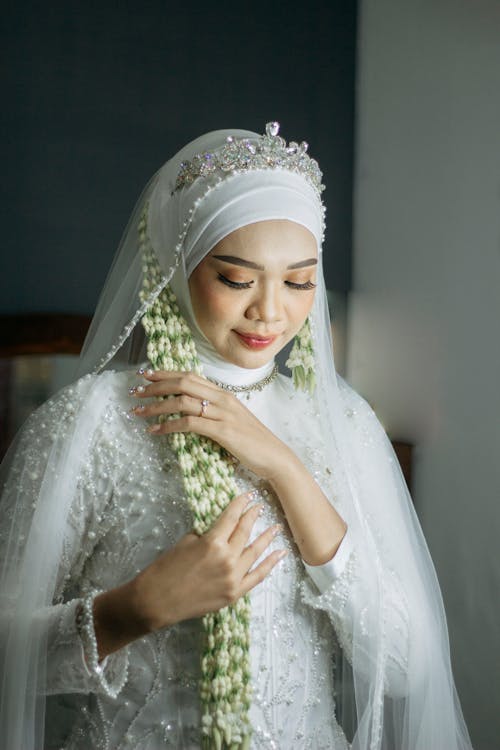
[0,121,473,750]
[5,362,410,750]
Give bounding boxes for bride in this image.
[0,123,472,749]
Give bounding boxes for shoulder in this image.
[336,375,377,419]
[336,376,393,459]
[26,368,131,419]
[275,371,375,415]
[11,369,140,459]
[274,369,377,408]
[0,370,135,520]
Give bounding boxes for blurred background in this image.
[1,1,499,747]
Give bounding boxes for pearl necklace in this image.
[208,363,279,399]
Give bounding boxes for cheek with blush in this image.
[189,269,235,339]
[289,291,316,335]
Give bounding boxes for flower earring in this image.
[285,317,316,394]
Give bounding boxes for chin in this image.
[227,352,273,369]
[222,345,279,370]
[211,331,289,369]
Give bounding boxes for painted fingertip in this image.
[136,385,146,394]
[243,498,263,515]
[145,368,154,377]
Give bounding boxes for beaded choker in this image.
[207,363,279,399]
[174,122,325,199]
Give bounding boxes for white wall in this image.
[348,2,500,748]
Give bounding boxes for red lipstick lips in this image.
[234,331,278,350]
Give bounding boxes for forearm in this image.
[93,580,149,661]
[268,448,347,566]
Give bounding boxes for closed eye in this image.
[286,280,317,290]
[217,273,254,289]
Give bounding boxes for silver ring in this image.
[199,399,209,417]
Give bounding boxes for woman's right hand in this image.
[93,492,286,660]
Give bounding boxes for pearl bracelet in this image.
[75,590,128,699]
[75,590,103,676]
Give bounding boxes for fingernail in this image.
[130,404,145,413]
[136,385,146,394]
[145,368,154,377]
[245,500,263,515]
[277,549,288,560]
[148,424,161,433]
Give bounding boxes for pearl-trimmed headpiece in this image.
[174,121,325,200]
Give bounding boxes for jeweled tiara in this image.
[174,121,325,198]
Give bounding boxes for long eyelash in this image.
[217,273,254,289]
[286,280,317,290]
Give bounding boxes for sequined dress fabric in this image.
[5,370,410,750]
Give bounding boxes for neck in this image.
[194,333,275,387]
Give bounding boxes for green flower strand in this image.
[285,317,316,394]
[138,208,253,750]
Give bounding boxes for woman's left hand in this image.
[129,369,295,481]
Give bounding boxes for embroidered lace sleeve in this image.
[48,384,131,696]
[302,528,354,591]
[42,596,128,697]
[0,373,130,698]
[297,389,411,698]
[301,549,410,697]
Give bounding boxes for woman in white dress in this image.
[0,123,472,750]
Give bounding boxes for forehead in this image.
[209,219,318,260]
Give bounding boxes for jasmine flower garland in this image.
[285,317,315,394]
[138,208,253,750]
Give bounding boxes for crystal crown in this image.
[174,122,325,198]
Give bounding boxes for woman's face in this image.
[188,219,318,369]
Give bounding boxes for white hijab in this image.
[164,166,323,385]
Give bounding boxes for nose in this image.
[245,282,283,324]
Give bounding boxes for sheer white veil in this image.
[0,124,472,750]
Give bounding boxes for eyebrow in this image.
[212,254,318,270]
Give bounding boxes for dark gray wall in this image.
[1,1,357,315]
